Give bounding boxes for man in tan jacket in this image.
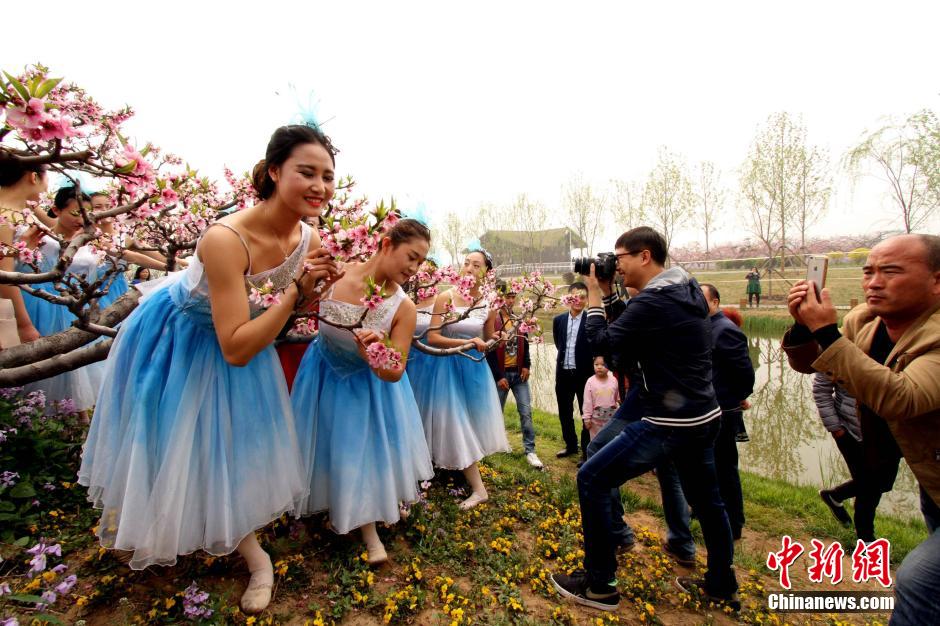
[783,233,940,626]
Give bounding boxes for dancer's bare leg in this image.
[237,532,273,614]
[459,463,489,510]
[361,522,387,565]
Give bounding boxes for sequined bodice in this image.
[413,305,433,341]
[318,285,406,355]
[314,285,408,377]
[442,305,488,340]
[170,221,311,328]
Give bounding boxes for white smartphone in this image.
[806,255,829,296]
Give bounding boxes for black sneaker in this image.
[674,576,741,612]
[556,448,578,458]
[617,538,637,554]
[551,570,620,611]
[662,541,696,567]
[819,489,852,527]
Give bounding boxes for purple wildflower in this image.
[26,542,62,575]
[36,590,57,610]
[182,582,213,620]
[55,574,77,595]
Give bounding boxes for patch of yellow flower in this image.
[382,585,421,624]
[489,537,512,555]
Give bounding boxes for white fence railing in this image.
[494,262,574,277]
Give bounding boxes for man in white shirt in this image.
[553,282,593,459]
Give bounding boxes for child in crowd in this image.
[582,356,620,440]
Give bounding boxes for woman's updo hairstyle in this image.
[49,186,91,218]
[251,124,338,200]
[0,161,46,188]
[385,218,431,248]
[469,248,494,271]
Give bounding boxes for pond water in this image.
[519,328,921,520]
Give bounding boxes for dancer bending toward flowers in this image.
[415,249,511,509]
[291,218,434,565]
[78,124,342,614]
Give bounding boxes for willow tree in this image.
[846,110,939,233]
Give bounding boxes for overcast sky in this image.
[6,0,939,252]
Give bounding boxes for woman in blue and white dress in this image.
[415,250,511,509]
[78,124,343,614]
[15,187,108,413]
[292,219,434,565]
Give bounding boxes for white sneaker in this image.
[525,452,544,469]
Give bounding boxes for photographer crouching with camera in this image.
[551,226,738,612]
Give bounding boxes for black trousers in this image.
[715,409,745,538]
[830,413,901,542]
[555,368,591,454]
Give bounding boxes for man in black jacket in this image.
[551,227,738,612]
[657,283,755,570]
[553,282,594,459]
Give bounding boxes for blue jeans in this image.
[586,416,636,546]
[577,418,736,596]
[496,370,536,454]
[658,409,747,558]
[656,461,696,560]
[891,488,940,625]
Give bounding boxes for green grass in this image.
[502,402,929,564]
[741,313,794,335]
[688,266,866,307]
[741,309,850,335]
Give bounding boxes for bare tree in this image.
[693,160,725,259]
[642,147,694,251]
[562,174,605,255]
[609,178,645,233]
[846,110,940,233]
[739,112,814,284]
[436,211,466,265]
[791,145,831,251]
[504,193,549,268]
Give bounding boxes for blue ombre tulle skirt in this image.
[404,341,434,389]
[291,339,433,534]
[78,286,307,570]
[410,349,511,469]
[21,283,102,412]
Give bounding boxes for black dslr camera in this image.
[572,252,617,281]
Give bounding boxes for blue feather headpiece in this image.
[402,201,431,227]
[53,170,100,196]
[464,238,494,269]
[286,83,324,131]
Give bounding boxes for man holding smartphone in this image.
[783,234,940,625]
